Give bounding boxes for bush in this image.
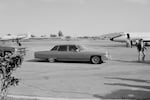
[0,53,23,100]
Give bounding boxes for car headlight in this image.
[15,48,18,51]
[13,48,17,53]
[105,51,112,60]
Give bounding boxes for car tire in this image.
[90,56,103,64]
[48,58,55,63]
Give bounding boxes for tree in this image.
[30,34,35,38]
[58,30,63,37]
[0,53,23,100]
[50,34,57,38]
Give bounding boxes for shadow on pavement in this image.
[93,89,150,99]
[104,76,150,90]
[27,59,48,63]
[104,83,150,90]
[105,77,150,84]
[93,77,150,99]
[113,59,150,64]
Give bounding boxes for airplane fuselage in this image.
[110,32,150,46]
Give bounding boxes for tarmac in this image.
[8,95,100,100]
[7,39,150,99]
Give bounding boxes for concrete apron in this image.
[8,95,101,100]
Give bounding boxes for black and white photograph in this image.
[0,0,150,100]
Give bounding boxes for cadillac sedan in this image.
[34,44,110,64]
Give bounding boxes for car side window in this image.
[51,46,58,51]
[69,45,78,52]
[58,45,67,51]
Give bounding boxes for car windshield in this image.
[78,45,88,50]
[51,46,58,51]
[78,45,100,51]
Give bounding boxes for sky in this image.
[0,0,150,37]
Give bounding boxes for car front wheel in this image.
[48,58,55,63]
[90,56,103,64]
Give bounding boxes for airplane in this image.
[109,32,150,47]
[0,33,30,41]
[100,32,125,40]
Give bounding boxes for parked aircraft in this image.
[100,32,124,40]
[0,34,30,41]
[109,32,150,47]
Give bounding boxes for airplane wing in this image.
[100,32,125,40]
[0,38,15,41]
[0,34,28,41]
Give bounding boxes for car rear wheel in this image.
[90,56,103,64]
[48,58,55,63]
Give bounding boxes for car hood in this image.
[80,48,106,54]
[35,51,50,54]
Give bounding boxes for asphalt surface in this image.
[8,39,150,99]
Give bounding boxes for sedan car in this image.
[34,44,110,64]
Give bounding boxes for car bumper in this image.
[102,52,112,61]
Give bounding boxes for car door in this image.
[56,45,69,61]
[67,45,88,61]
[48,45,59,58]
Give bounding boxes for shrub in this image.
[0,53,23,100]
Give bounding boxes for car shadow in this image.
[93,77,150,99]
[26,59,48,63]
[26,59,104,64]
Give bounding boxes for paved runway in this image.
[8,39,150,99]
